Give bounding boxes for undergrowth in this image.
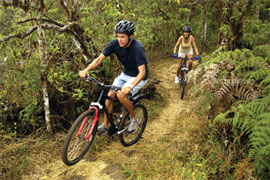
[0,132,63,180]
[188,49,270,179]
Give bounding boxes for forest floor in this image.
[21,57,202,180]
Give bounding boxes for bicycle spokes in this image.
[68,138,86,160]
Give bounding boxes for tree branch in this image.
[41,21,77,32]
[59,0,71,21]
[17,18,63,27]
[0,26,37,43]
[0,22,77,43]
[186,0,203,6]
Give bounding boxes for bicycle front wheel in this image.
[119,104,147,146]
[62,110,98,166]
[180,75,185,99]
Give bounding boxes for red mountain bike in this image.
[62,75,148,166]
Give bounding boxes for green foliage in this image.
[0,1,270,178]
[214,96,270,178]
[252,45,270,60]
[192,48,270,179]
[243,11,270,48]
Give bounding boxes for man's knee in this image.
[117,91,128,102]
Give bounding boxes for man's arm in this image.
[131,64,146,87]
[79,53,106,77]
[122,64,146,95]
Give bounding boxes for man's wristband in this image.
[128,84,134,89]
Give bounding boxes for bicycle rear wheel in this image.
[62,110,98,166]
[180,75,185,99]
[119,104,147,146]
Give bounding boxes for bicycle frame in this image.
[78,86,113,140]
[76,80,128,141]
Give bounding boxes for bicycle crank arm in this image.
[117,128,127,134]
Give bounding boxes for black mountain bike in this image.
[179,57,200,99]
[62,75,148,166]
[179,57,192,99]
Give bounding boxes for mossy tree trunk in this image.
[36,0,53,134]
[216,0,253,50]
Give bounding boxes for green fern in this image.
[195,49,270,178]
[214,96,270,177]
[244,68,270,84]
[262,84,270,95]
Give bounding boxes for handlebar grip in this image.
[195,56,200,60]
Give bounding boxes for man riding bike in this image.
[79,20,149,135]
[173,25,200,83]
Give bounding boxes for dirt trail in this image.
[26,58,194,180]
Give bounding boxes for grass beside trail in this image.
[0,94,167,180]
[98,99,210,179]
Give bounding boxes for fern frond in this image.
[244,68,270,83]
[262,84,270,95]
[215,78,258,103]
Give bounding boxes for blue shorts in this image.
[112,72,148,96]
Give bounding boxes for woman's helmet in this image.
[114,20,135,35]
[183,25,191,33]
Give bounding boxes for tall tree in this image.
[216,0,253,50]
[36,0,53,134]
[200,0,208,51]
[0,0,98,134]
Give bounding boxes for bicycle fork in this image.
[76,106,99,141]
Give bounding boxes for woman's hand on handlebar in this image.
[195,56,200,60]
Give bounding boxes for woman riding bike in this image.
[173,25,200,84]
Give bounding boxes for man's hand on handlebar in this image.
[79,70,88,78]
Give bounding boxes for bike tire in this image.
[62,110,98,166]
[180,75,185,99]
[119,104,147,146]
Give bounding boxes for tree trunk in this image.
[200,1,208,51]
[60,0,98,64]
[116,0,121,13]
[37,2,53,134]
[186,8,191,23]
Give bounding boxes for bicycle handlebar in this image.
[173,54,200,60]
[85,75,121,92]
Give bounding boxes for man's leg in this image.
[117,92,136,119]
[98,73,124,134]
[118,78,148,133]
[103,90,116,128]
